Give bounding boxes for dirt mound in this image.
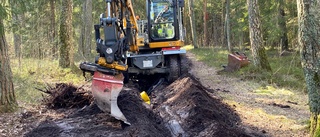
[152,75,254,137]
[39,83,93,109]
[118,88,171,137]
[25,75,262,137]
[25,85,171,137]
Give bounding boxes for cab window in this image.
[150,1,175,40]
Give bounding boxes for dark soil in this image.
[23,75,263,137]
[151,75,260,137]
[39,83,93,109]
[118,88,171,137]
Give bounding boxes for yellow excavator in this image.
[80,0,186,125]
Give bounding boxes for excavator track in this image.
[167,55,180,82]
[179,54,189,75]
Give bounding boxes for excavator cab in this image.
[137,0,185,49]
[148,0,185,46]
[149,1,176,40]
[127,0,186,81]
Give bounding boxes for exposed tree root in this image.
[37,83,93,109]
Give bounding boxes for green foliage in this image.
[132,0,147,19]
[0,2,7,34]
[11,58,85,104]
[231,0,248,34]
[0,3,7,19]
[4,0,299,56]
[183,0,298,50]
[191,47,305,92]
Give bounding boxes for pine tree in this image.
[297,0,320,136]
[247,0,272,71]
[0,5,17,112]
[59,0,74,68]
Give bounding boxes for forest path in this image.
[187,52,309,137]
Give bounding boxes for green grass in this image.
[190,47,231,68]
[191,47,305,92]
[10,58,85,105]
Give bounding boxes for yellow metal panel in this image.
[97,57,128,71]
[149,41,184,48]
[137,37,144,47]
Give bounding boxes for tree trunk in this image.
[0,18,17,112]
[13,33,21,59]
[183,1,191,45]
[59,0,74,68]
[203,0,207,47]
[297,0,320,136]
[247,0,271,71]
[35,10,42,59]
[84,0,92,58]
[225,0,232,52]
[12,17,21,59]
[212,13,219,47]
[50,0,57,58]
[78,2,85,57]
[188,0,197,48]
[10,0,22,65]
[79,0,92,59]
[278,0,288,51]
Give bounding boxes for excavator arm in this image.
[80,0,139,124]
[96,0,138,69]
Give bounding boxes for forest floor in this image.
[0,53,309,137]
[187,53,309,137]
